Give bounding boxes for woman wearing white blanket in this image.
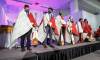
[55,12,71,45]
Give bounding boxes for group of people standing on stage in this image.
[8,4,96,51]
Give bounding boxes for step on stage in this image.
[0,41,100,60]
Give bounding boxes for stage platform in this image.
[72,50,100,60]
[0,41,100,60]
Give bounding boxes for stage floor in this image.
[0,41,100,60]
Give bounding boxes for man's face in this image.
[69,16,71,19]
[48,9,53,13]
[25,7,29,13]
[59,12,62,16]
[80,18,83,22]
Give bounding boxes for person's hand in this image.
[48,22,52,26]
[43,28,46,33]
[31,23,33,24]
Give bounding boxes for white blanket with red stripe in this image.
[8,9,32,49]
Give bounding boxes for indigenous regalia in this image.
[55,15,66,45]
[8,9,33,49]
[66,19,75,44]
[8,9,37,49]
[77,21,84,43]
[95,28,100,37]
[83,22,95,42]
[71,21,79,44]
[38,13,57,44]
[28,12,38,46]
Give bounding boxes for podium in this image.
[0,25,13,48]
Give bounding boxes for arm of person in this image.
[48,21,52,26]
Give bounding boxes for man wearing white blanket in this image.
[39,8,58,48]
[8,5,37,51]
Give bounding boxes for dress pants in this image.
[20,28,32,49]
[59,27,66,44]
[45,25,53,45]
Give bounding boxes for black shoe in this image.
[49,44,55,48]
[33,45,38,47]
[43,44,47,48]
[21,48,25,52]
[27,48,32,51]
